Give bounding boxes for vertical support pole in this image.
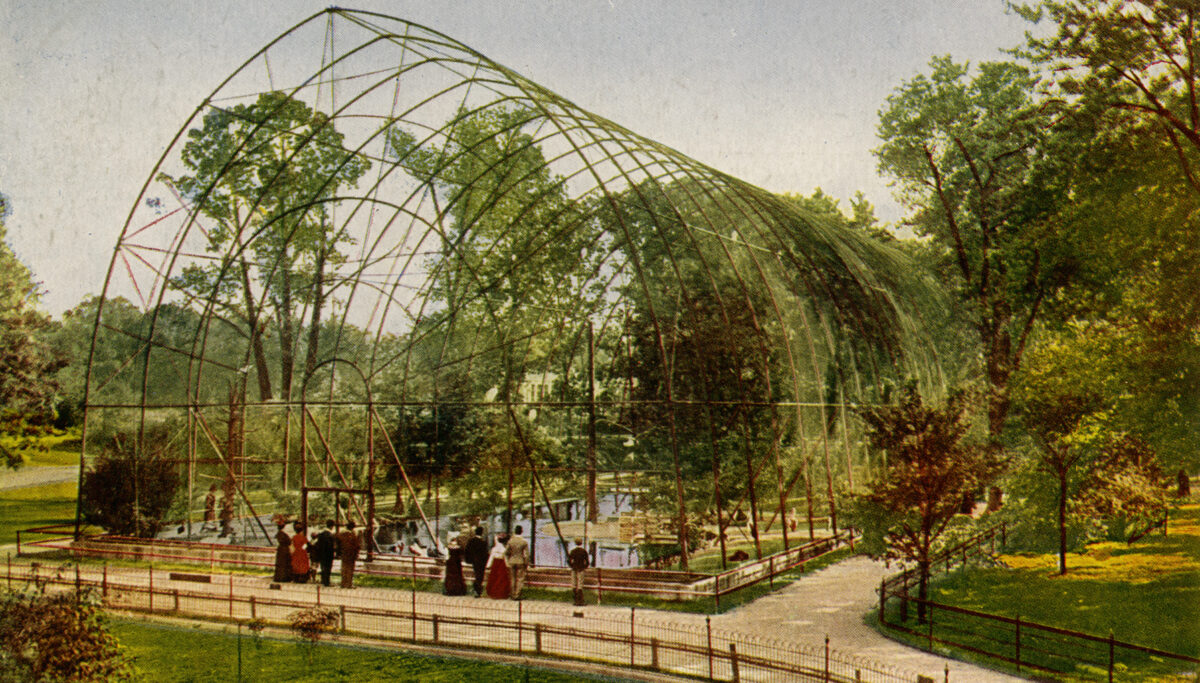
[102,563,107,597]
[340,605,347,633]
[651,637,659,670]
[174,589,180,612]
[518,600,524,651]
[714,575,721,613]
[250,595,256,619]
[148,565,153,612]
[729,643,739,683]
[229,573,234,619]
[945,664,950,683]
[596,566,602,604]
[706,616,714,681]
[630,607,636,666]
[316,584,320,607]
[535,623,542,654]
[367,398,376,562]
[411,586,417,641]
[824,635,830,682]
[586,321,598,524]
[432,614,439,643]
[769,555,775,589]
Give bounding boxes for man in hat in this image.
[567,537,590,606]
[463,526,489,597]
[336,520,362,588]
[504,525,530,599]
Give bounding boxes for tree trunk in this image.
[240,261,273,401]
[917,559,931,624]
[1057,471,1069,575]
[304,249,327,381]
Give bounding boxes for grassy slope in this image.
[0,481,78,545]
[110,618,622,682]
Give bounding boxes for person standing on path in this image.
[443,538,467,596]
[272,522,292,583]
[505,525,530,600]
[485,533,511,599]
[463,526,489,597]
[202,484,217,532]
[309,520,336,587]
[290,522,311,583]
[567,537,589,606]
[336,520,362,588]
[218,488,234,538]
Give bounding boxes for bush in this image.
[288,606,339,645]
[80,429,180,537]
[0,582,136,682]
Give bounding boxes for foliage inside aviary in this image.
[80,425,181,537]
[160,91,371,402]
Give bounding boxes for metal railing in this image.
[8,559,931,683]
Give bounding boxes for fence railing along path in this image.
[877,523,1199,681]
[7,557,934,683]
[18,524,854,609]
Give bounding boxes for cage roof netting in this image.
[81,8,949,556]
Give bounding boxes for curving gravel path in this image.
[711,555,1025,681]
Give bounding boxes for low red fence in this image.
[5,559,930,683]
[877,522,1199,680]
[25,527,854,606]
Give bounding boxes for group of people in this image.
[273,519,363,588]
[440,525,591,605]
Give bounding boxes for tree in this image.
[0,583,136,682]
[80,426,181,537]
[850,384,995,621]
[0,193,66,468]
[161,91,370,401]
[1012,322,1171,573]
[1017,0,1200,193]
[876,57,1070,453]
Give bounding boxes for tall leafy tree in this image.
[161,91,370,401]
[0,193,66,467]
[876,57,1071,452]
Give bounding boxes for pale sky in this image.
[0,1,1035,316]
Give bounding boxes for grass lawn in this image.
[0,481,78,545]
[110,617,626,682]
[5,431,81,468]
[878,500,1200,680]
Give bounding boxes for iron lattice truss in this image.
[79,8,947,566]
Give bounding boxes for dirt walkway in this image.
[711,555,1024,681]
[0,466,77,492]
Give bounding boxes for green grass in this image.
[874,501,1200,681]
[110,617,626,682]
[5,431,81,468]
[0,481,79,545]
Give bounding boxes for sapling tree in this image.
[851,384,995,622]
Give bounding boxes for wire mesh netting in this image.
[81,8,950,568]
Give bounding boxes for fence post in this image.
[173,589,179,613]
[340,605,346,633]
[534,623,542,654]
[769,555,775,589]
[651,637,659,670]
[432,614,439,643]
[228,573,234,619]
[714,574,721,613]
[1014,614,1021,673]
[824,635,830,682]
[249,595,256,619]
[729,643,739,683]
[411,589,417,640]
[945,663,949,683]
[706,616,714,680]
[927,602,934,651]
[148,565,154,612]
[102,563,107,597]
[316,584,320,607]
[597,566,603,604]
[518,600,524,651]
[630,607,636,666]
[1108,631,1115,683]
[878,579,886,625]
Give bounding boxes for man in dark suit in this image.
[309,520,337,586]
[463,526,489,597]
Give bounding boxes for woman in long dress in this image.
[291,522,311,583]
[273,523,291,583]
[443,539,467,596]
[485,534,511,599]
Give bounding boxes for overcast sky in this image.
[0,1,1036,315]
